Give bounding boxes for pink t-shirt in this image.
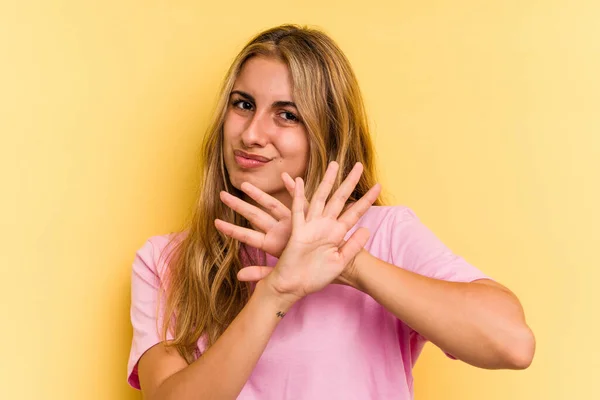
[127,205,491,399]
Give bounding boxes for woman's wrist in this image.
[254,279,300,314]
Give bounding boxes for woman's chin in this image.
[229,174,267,191]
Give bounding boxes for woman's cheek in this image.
[276,129,309,158]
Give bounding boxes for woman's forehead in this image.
[233,57,294,102]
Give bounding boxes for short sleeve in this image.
[389,207,494,360]
[390,207,492,283]
[126,237,173,390]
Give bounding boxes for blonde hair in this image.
[158,24,384,363]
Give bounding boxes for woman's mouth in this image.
[233,150,272,169]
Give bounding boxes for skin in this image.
[137,56,381,398]
[217,55,377,285]
[222,56,310,209]
[138,161,378,400]
[137,51,533,400]
[219,174,536,369]
[215,57,536,370]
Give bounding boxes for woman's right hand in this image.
[258,162,380,304]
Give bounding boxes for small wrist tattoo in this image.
[276,311,286,318]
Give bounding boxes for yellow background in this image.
[1,1,598,399]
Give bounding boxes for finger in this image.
[220,191,277,233]
[307,161,339,220]
[240,182,291,221]
[339,227,370,263]
[237,266,274,281]
[282,172,309,215]
[338,183,382,229]
[292,177,306,227]
[323,162,364,219]
[214,219,266,249]
[281,172,296,196]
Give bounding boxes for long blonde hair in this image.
[158,24,384,364]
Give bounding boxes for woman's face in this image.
[223,56,310,207]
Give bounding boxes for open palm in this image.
[269,209,356,298]
[215,162,379,259]
[261,162,377,299]
[216,161,381,297]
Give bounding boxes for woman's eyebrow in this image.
[231,90,255,102]
[272,100,297,109]
[231,90,297,109]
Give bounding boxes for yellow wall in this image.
[1,1,597,399]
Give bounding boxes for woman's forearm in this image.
[152,281,295,400]
[352,250,535,370]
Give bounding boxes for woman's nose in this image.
[241,110,271,148]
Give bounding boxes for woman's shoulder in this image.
[146,230,187,250]
[133,230,189,277]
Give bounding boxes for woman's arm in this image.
[349,250,536,370]
[138,280,295,400]
[140,164,375,400]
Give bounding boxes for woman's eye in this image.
[280,111,299,122]
[233,100,253,111]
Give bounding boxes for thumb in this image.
[237,266,274,282]
[339,227,370,263]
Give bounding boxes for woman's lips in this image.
[234,155,269,168]
[233,151,271,169]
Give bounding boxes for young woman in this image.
[127,24,535,399]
